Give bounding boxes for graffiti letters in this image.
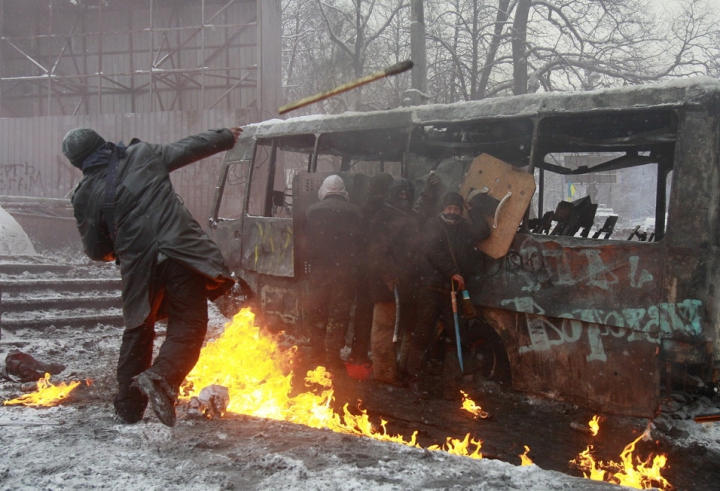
[500,237,655,292]
[0,163,43,193]
[504,296,703,362]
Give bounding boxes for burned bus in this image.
[208,77,720,417]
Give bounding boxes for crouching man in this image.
[63,126,242,426]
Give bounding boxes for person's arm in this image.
[72,189,116,262]
[467,206,491,243]
[152,127,242,172]
[413,171,441,224]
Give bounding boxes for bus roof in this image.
[243,76,720,139]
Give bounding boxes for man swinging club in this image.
[63,126,242,426]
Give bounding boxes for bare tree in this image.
[283,0,719,114]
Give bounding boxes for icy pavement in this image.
[0,304,628,491]
[0,278,718,490]
[0,402,624,491]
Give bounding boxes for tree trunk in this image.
[409,0,427,105]
[512,0,531,95]
[476,0,511,100]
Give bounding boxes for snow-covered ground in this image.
[0,310,624,491]
[1,256,719,490]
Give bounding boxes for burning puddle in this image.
[3,373,83,407]
[181,308,671,490]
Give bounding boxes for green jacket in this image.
[71,129,235,329]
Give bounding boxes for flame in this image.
[460,390,489,419]
[571,433,671,490]
[589,415,601,437]
[428,433,483,459]
[183,309,420,445]
[519,445,533,466]
[3,373,80,407]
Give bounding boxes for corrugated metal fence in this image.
[0,109,246,224]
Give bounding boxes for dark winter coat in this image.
[366,187,438,303]
[418,213,489,291]
[71,129,236,330]
[305,195,364,273]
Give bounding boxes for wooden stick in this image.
[278,60,414,115]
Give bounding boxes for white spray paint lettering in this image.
[503,297,702,362]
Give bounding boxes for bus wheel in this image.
[467,323,511,385]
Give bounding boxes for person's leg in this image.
[370,302,398,384]
[396,285,417,375]
[405,288,444,378]
[349,277,373,364]
[114,323,154,423]
[134,260,208,427]
[149,260,209,390]
[325,275,355,371]
[438,298,463,400]
[305,274,329,364]
[114,264,166,423]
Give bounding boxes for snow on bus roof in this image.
[244,76,720,138]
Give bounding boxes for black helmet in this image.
[62,128,106,169]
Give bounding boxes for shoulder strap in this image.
[102,142,127,242]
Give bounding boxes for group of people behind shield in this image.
[304,171,492,398]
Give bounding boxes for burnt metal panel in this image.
[241,216,293,278]
[258,275,302,326]
[471,234,704,342]
[482,307,659,417]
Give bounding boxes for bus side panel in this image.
[210,220,244,272]
[241,216,294,278]
[257,274,303,328]
[471,234,680,333]
[481,308,659,417]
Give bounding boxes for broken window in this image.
[248,143,272,217]
[216,161,249,220]
[313,128,407,178]
[249,135,315,218]
[531,110,676,242]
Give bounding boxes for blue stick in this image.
[451,290,464,373]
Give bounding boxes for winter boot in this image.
[132,371,177,427]
[113,385,148,424]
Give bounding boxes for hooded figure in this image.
[317,174,350,201]
[64,126,241,426]
[304,175,364,372]
[365,174,440,385]
[406,191,491,399]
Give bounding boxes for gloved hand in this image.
[426,171,440,187]
[468,190,498,216]
[383,274,398,292]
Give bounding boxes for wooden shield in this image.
[459,153,536,259]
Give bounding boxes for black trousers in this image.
[306,269,356,366]
[349,270,373,362]
[114,259,208,421]
[406,286,456,378]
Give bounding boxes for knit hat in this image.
[62,128,106,169]
[318,175,349,201]
[441,191,464,210]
